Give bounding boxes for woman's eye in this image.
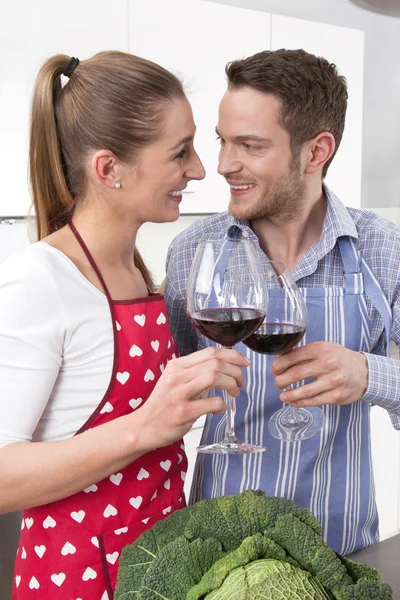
[174,147,188,159]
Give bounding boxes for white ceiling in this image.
[348,0,400,17]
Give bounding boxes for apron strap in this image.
[338,236,392,355]
[69,221,114,306]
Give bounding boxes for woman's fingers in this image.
[178,357,246,389]
[175,346,250,370]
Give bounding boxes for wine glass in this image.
[243,260,324,442]
[187,238,268,454]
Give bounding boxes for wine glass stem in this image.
[224,345,236,441]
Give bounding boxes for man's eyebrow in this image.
[168,136,193,151]
[215,128,271,144]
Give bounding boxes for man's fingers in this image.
[274,360,328,389]
[280,377,334,403]
[271,342,329,375]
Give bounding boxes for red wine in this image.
[192,308,265,347]
[244,323,305,355]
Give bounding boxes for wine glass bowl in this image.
[243,261,324,442]
[187,238,268,454]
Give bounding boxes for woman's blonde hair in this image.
[29,51,185,290]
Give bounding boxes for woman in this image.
[0,52,248,599]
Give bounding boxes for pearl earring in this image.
[114,182,121,189]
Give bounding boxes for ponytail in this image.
[29,55,75,239]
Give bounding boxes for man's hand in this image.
[271,341,369,408]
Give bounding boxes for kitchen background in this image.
[1,0,400,596]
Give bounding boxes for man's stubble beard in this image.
[228,155,307,223]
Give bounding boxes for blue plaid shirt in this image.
[165,188,400,429]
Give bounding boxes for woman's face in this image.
[121,97,205,224]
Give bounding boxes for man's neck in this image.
[250,184,327,273]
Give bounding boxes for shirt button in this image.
[242,230,249,238]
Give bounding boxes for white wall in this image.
[208,0,400,210]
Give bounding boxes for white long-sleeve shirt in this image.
[0,242,113,448]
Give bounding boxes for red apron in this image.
[13,224,188,599]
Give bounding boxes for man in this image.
[165,49,400,555]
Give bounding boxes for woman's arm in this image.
[0,346,247,512]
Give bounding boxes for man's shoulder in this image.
[347,207,400,248]
[170,212,231,250]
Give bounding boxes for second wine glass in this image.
[187,238,268,454]
[243,260,324,442]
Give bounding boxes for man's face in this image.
[217,87,306,222]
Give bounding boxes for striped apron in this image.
[190,235,392,555]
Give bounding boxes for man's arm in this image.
[165,241,199,357]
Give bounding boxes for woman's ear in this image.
[303,132,336,175]
[90,150,122,189]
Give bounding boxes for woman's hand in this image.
[135,346,249,448]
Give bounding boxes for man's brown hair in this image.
[225,49,348,177]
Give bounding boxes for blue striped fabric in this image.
[164,187,400,553]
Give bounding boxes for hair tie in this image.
[63,57,80,78]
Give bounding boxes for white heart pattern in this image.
[21,547,27,559]
[116,371,130,385]
[144,369,155,382]
[171,353,177,360]
[134,314,146,327]
[129,496,143,509]
[43,515,56,529]
[129,398,143,410]
[116,321,122,331]
[51,573,66,587]
[164,479,171,490]
[100,402,113,414]
[101,592,110,600]
[20,519,24,530]
[160,460,171,472]
[15,575,21,588]
[156,312,167,325]
[181,471,186,481]
[82,567,97,581]
[29,576,40,590]
[177,453,183,464]
[114,527,128,535]
[84,484,98,493]
[110,473,123,486]
[129,344,143,358]
[70,510,85,524]
[168,340,172,349]
[142,517,150,524]
[91,537,99,548]
[34,545,46,558]
[106,551,119,565]
[162,506,172,515]
[61,541,76,556]
[151,340,160,352]
[137,468,150,481]
[151,490,157,501]
[159,364,165,373]
[25,518,34,529]
[103,504,118,518]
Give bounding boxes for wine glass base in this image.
[196,440,266,454]
[268,406,324,442]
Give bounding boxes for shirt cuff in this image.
[360,352,400,413]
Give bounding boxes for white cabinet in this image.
[270,15,364,209]
[129,0,271,214]
[0,0,129,217]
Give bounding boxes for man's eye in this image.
[243,143,261,151]
[216,136,225,146]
